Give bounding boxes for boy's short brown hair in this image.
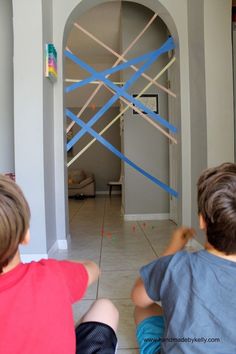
[0,175,30,273]
[197,163,236,254]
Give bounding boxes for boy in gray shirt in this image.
[131,163,236,354]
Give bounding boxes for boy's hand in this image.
[161,227,195,256]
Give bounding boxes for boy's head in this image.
[197,163,236,255]
[0,175,30,273]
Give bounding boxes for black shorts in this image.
[75,321,118,354]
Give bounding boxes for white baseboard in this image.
[21,239,68,263]
[96,190,121,195]
[48,240,58,255]
[48,239,68,256]
[124,213,170,221]
[57,239,68,250]
[48,239,68,254]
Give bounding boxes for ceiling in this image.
[66,2,122,63]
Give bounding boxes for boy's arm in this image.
[79,260,100,286]
[161,226,195,256]
[131,227,195,307]
[70,260,100,286]
[131,277,154,307]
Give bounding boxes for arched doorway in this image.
[52,0,192,246]
[63,1,183,238]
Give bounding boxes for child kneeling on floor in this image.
[0,175,119,354]
[131,162,236,354]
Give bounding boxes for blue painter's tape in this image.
[65,37,176,138]
[66,108,178,198]
[65,50,156,91]
[67,49,161,151]
[66,37,174,92]
[65,47,168,91]
[66,38,176,151]
[75,56,177,132]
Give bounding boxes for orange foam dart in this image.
[143,222,146,228]
[91,104,96,111]
[107,232,112,239]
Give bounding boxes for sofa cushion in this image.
[69,169,86,184]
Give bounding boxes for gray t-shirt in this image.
[140,250,236,354]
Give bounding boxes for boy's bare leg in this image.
[81,298,119,332]
[134,303,163,325]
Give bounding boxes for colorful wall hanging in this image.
[45,43,57,82]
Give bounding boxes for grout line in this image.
[137,221,159,257]
[96,196,107,299]
[69,198,86,223]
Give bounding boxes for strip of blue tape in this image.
[66,47,163,150]
[65,48,161,91]
[65,38,174,92]
[65,37,176,135]
[66,108,178,198]
[66,37,176,151]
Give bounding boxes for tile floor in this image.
[51,195,200,353]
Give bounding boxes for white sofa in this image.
[68,169,95,197]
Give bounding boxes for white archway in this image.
[53,0,191,243]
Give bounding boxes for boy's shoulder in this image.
[21,258,62,271]
[157,249,200,267]
[21,258,86,278]
[161,249,236,283]
[141,250,208,283]
[162,249,230,271]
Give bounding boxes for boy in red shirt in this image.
[0,175,119,354]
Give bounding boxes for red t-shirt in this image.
[0,259,88,354]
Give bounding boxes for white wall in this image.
[121,3,170,216]
[187,0,207,237]
[42,0,58,251]
[233,20,236,159]
[13,0,58,257]
[204,0,234,166]
[13,0,47,256]
[187,0,234,243]
[125,0,191,223]
[0,0,14,174]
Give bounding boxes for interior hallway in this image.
[52,196,180,353]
